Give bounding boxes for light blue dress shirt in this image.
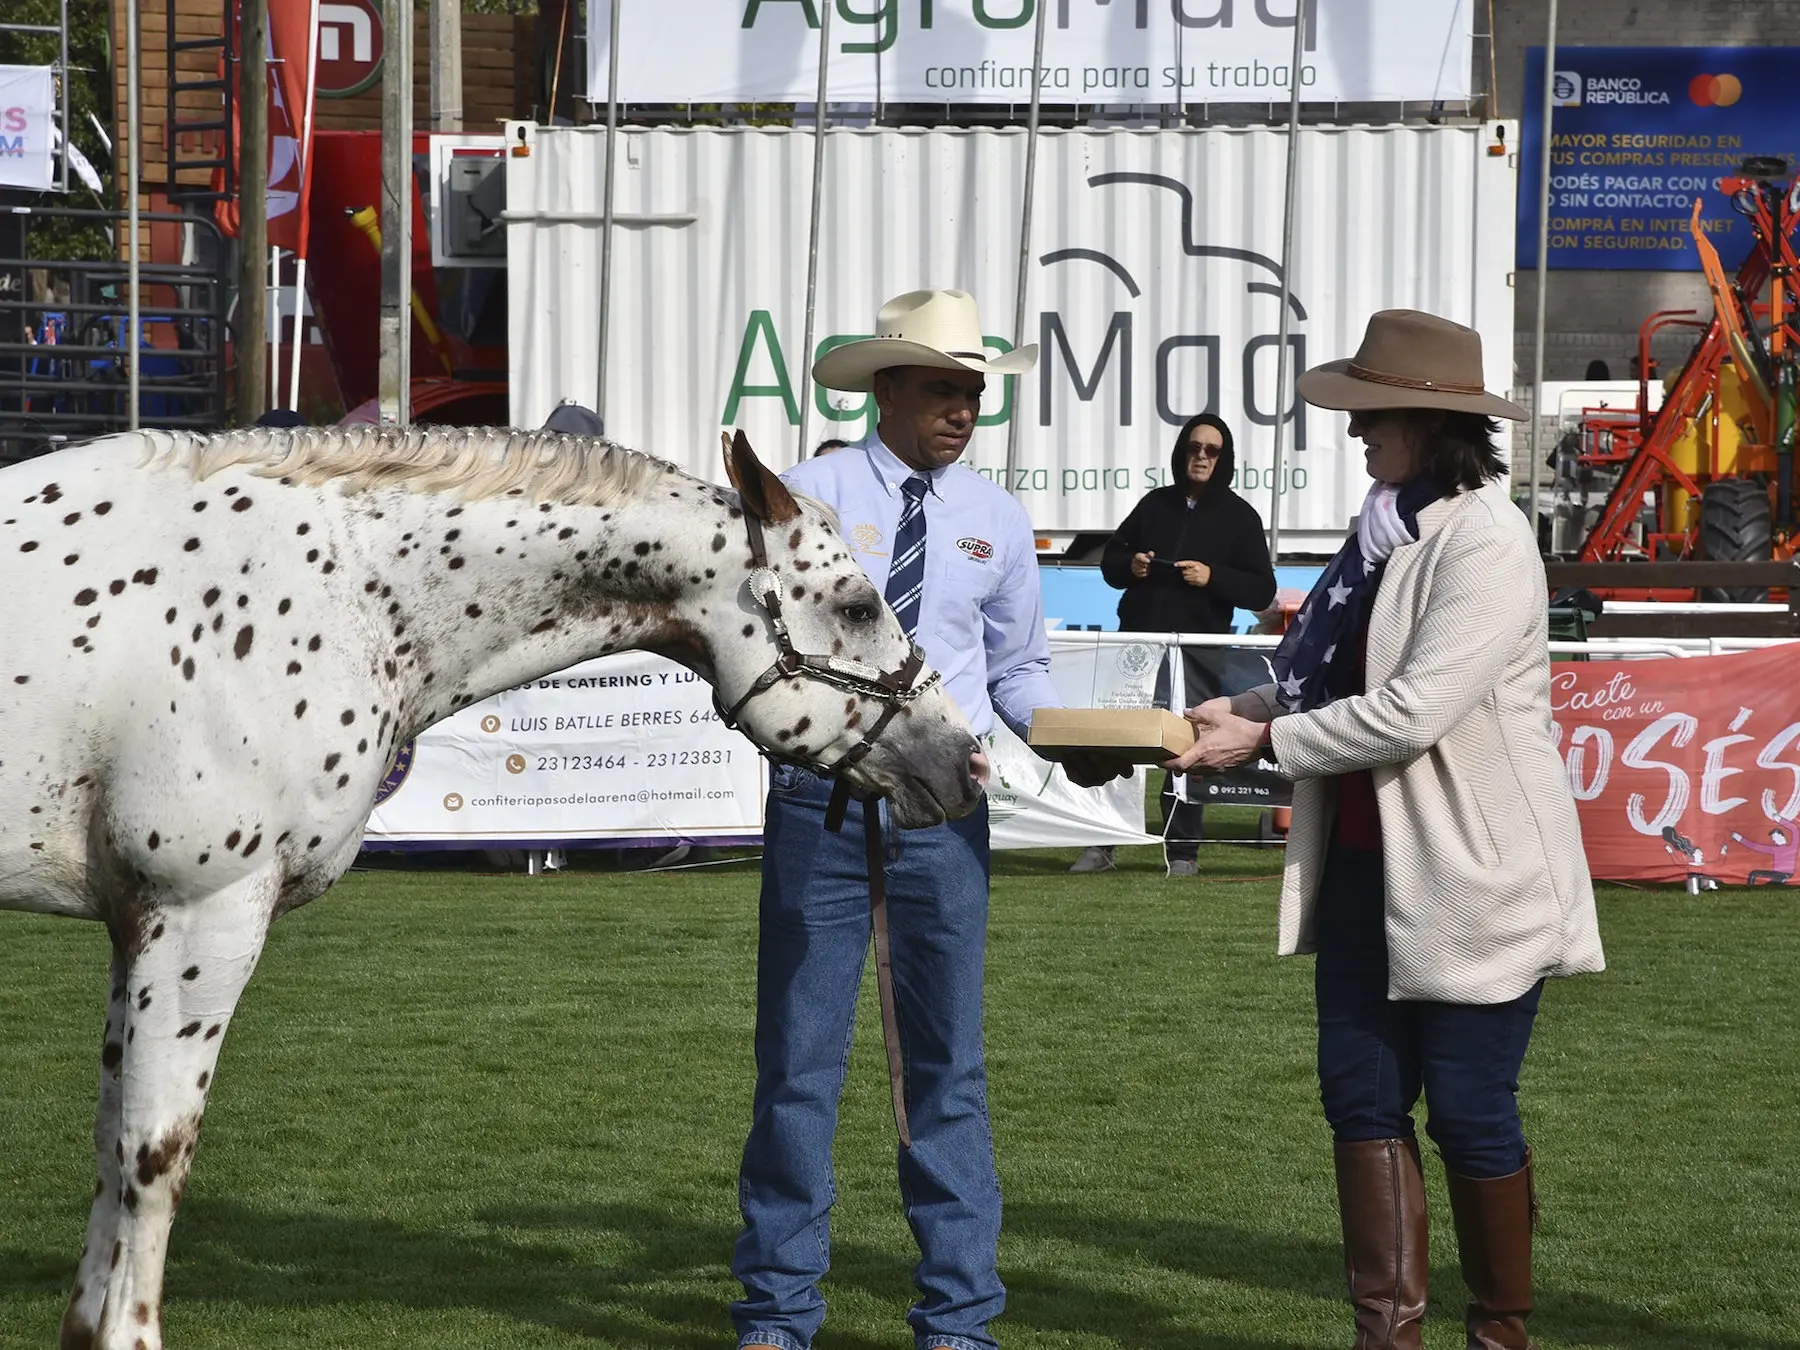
[781,432,1061,739]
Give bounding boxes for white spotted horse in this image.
[0,425,986,1350]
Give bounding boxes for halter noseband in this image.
[714,511,942,778]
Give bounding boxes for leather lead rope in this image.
[826,776,912,1149]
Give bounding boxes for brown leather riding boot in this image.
[1445,1149,1537,1350]
[1334,1137,1428,1350]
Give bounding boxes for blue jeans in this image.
[732,765,1003,1350]
[1314,844,1543,1179]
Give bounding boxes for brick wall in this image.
[314,11,526,133]
[111,0,525,195]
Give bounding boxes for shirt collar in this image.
[863,432,945,499]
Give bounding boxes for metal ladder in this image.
[165,0,236,202]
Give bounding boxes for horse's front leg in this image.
[73,866,278,1350]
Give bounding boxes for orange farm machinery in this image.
[1557,159,1800,597]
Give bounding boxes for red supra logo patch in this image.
[957,536,993,562]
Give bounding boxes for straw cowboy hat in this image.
[812,288,1039,394]
[1297,309,1528,421]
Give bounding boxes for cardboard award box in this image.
[1028,708,1195,765]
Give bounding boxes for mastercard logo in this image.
[1689,73,1742,107]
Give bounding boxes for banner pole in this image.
[286,256,306,409]
[287,0,321,411]
[428,0,462,132]
[59,0,70,191]
[378,0,412,425]
[1165,641,1187,836]
[795,1,833,464]
[596,0,622,428]
[126,0,140,428]
[1002,0,1049,498]
[269,244,281,408]
[236,0,269,421]
[1528,0,1559,548]
[1266,1,1306,564]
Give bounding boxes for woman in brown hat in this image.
[1167,310,1605,1350]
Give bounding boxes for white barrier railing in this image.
[1058,630,1798,662]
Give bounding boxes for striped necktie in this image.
[884,474,930,638]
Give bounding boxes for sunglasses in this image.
[1184,442,1223,458]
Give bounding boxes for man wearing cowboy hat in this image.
[731,289,1123,1350]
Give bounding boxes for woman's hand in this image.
[1164,699,1266,773]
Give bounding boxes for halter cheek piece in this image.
[713,511,942,778]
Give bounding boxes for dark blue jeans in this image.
[1314,844,1543,1179]
[732,765,1002,1350]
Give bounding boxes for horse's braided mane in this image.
[134,426,680,507]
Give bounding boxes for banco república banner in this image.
[1518,46,1800,271]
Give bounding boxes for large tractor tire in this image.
[1698,478,1773,601]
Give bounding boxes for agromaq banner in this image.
[586,0,1473,108]
[1552,645,1800,886]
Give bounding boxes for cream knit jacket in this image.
[1234,479,1606,1003]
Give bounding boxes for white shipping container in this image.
[507,122,1517,554]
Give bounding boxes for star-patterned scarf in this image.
[1270,475,1448,713]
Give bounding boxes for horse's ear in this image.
[723,429,799,525]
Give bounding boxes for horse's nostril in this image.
[968,746,991,786]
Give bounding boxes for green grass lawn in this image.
[2,839,1796,1349]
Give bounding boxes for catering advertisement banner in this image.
[586,0,1473,107]
[364,651,768,846]
[363,639,1160,849]
[1551,645,1800,885]
[0,65,57,192]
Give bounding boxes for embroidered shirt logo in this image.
[848,522,886,556]
[956,536,994,562]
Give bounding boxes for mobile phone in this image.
[1148,556,1181,573]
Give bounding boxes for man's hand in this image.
[1164,700,1267,774]
[1176,559,1212,587]
[1130,551,1155,580]
[1060,750,1133,789]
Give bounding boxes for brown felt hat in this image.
[1297,309,1527,421]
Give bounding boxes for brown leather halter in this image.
[715,509,938,1147]
[713,512,942,777]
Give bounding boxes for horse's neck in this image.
[362,485,708,734]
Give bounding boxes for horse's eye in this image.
[842,602,877,625]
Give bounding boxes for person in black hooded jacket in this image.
[1070,414,1276,876]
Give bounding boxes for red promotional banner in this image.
[1552,645,1800,887]
[214,0,318,255]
